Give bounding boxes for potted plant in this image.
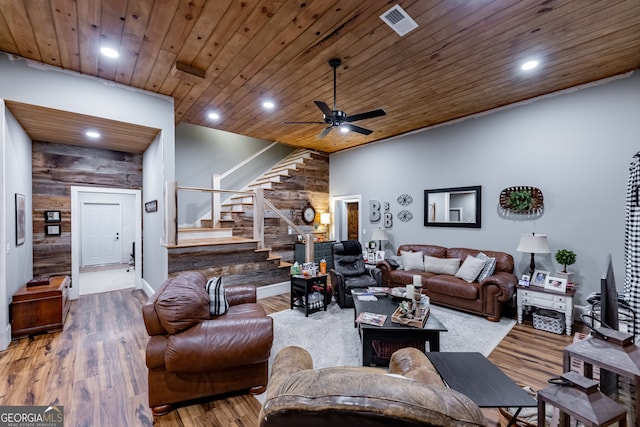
[554,249,576,282]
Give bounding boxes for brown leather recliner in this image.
[259,346,485,427]
[142,271,273,416]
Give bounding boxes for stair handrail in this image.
[166,181,315,262]
[219,142,279,180]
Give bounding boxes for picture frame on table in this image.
[518,274,530,287]
[367,253,376,264]
[544,276,567,293]
[532,269,549,287]
[375,250,385,262]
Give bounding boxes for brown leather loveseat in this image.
[259,346,485,427]
[142,271,273,415]
[378,244,517,321]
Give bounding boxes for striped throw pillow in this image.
[205,276,229,316]
[475,252,497,282]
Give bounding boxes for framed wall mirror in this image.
[424,186,481,228]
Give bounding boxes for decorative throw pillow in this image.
[400,250,424,271]
[476,252,497,282]
[455,255,486,283]
[423,256,461,275]
[206,276,229,316]
[390,255,405,270]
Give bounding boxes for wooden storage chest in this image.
[11,275,71,338]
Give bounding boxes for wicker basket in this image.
[498,407,536,427]
[532,309,565,334]
[371,340,425,358]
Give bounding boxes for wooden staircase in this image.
[168,149,320,286]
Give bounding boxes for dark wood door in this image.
[347,202,359,241]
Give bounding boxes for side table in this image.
[517,285,575,335]
[290,274,328,317]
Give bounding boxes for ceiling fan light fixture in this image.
[340,126,350,133]
[100,46,119,58]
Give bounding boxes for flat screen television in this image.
[600,253,619,394]
[600,253,619,331]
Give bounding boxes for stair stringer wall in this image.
[230,150,330,263]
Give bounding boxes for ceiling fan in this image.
[284,58,387,139]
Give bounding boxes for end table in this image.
[290,274,328,317]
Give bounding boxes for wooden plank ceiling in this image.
[0,0,639,154]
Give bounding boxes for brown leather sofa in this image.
[378,244,517,321]
[142,271,273,416]
[259,346,485,427]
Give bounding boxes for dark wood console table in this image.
[11,275,71,338]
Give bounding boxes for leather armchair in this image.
[142,271,273,415]
[259,346,485,427]
[329,240,382,308]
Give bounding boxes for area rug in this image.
[254,301,515,403]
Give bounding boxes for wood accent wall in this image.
[32,141,142,277]
[232,151,330,262]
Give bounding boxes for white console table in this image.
[516,285,576,335]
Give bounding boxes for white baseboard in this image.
[257,281,289,299]
[0,324,11,351]
[141,279,154,298]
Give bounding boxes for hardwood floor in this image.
[0,289,579,426]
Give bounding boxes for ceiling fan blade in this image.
[318,126,333,139]
[346,124,373,135]
[314,100,333,116]
[345,109,386,123]
[283,121,325,125]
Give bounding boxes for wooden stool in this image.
[537,372,627,427]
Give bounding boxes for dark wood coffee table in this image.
[352,292,447,366]
[427,352,537,426]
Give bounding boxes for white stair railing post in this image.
[165,181,178,245]
[212,174,221,227]
[254,187,265,249]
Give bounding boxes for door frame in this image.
[71,186,142,300]
[331,194,362,243]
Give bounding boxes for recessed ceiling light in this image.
[85,130,101,138]
[100,46,120,58]
[208,112,220,120]
[521,60,539,71]
[340,126,350,133]
[262,100,275,109]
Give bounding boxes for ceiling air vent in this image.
[380,4,418,37]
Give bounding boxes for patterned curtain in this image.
[624,152,640,320]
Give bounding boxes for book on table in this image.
[356,312,387,326]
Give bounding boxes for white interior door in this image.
[81,202,123,267]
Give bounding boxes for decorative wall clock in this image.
[302,202,316,224]
[397,194,413,206]
[398,210,413,222]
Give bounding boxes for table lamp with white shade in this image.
[371,228,388,252]
[516,232,550,277]
[320,212,331,239]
